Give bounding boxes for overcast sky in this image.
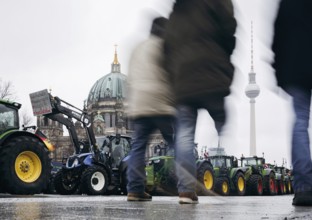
[1,0,309,167]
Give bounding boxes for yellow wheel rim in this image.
[288,182,291,192]
[203,170,213,190]
[222,181,228,193]
[237,176,245,192]
[15,151,42,183]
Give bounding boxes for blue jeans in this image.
[127,116,174,193]
[175,105,224,193]
[285,86,312,193]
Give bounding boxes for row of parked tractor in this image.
[47,144,293,197]
[145,153,293,197]
[0,90,292,196]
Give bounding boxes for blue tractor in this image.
[30,89,131,195]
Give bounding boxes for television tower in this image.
[245,22,260,156]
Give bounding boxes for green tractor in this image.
[240,156,276,196]
[274,166,292,194]
[0,99,52,194]
[145,148,214,196]
[208,155,246,196]
[266,163,285,195]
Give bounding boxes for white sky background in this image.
[1,0,310,167]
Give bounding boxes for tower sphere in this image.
[245,83,260,98]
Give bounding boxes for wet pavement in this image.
[0,194,311,220]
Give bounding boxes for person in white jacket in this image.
[126,17,175,202]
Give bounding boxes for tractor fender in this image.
[230,168,243,179]
[240,167,252,180]
[240,167,250,173]
[263,169,275,177]
[196,159,213,170]
[0,130,49,151]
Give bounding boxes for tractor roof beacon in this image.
[0,99,51,194]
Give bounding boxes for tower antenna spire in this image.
[251,21,254,72]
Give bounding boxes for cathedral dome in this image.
[87,49,127,105]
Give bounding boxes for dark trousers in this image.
[285,86,312,193]
[126,116,174,193]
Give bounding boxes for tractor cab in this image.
[241,156,265,167]
[210,155,238,169]
[110,135,131,169]
[96,134,131,169]
[0,100,21,134]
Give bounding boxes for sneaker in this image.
[179,192,199,204]
[292,191,312,206]
[127,192,152,202]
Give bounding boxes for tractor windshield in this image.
[111,137,131,168]
[241,158,257,166]
[0,104,19,133]
[210,157,225,168]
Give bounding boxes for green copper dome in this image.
[87,50,127,105]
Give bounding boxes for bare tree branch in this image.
[0,79,16,100]
[20,109,35,127]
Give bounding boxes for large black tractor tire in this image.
[247,174,263,196]
[264,172,276,195]
[215,177,230,196]
[233,172,246,196]
[81,165,108,195]
[0,136,51,194]
[54,170,79,195]
[196,163,214,195]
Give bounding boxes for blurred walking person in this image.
[126,17,175,201]
[164,0,237,204]
[272,0,312,206]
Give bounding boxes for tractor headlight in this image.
[84,118,89,124]
[72,158,79,167]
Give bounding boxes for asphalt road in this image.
[0,194,311,220]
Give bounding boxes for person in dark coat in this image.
[164,0,236,204]
[272,0,312,206]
